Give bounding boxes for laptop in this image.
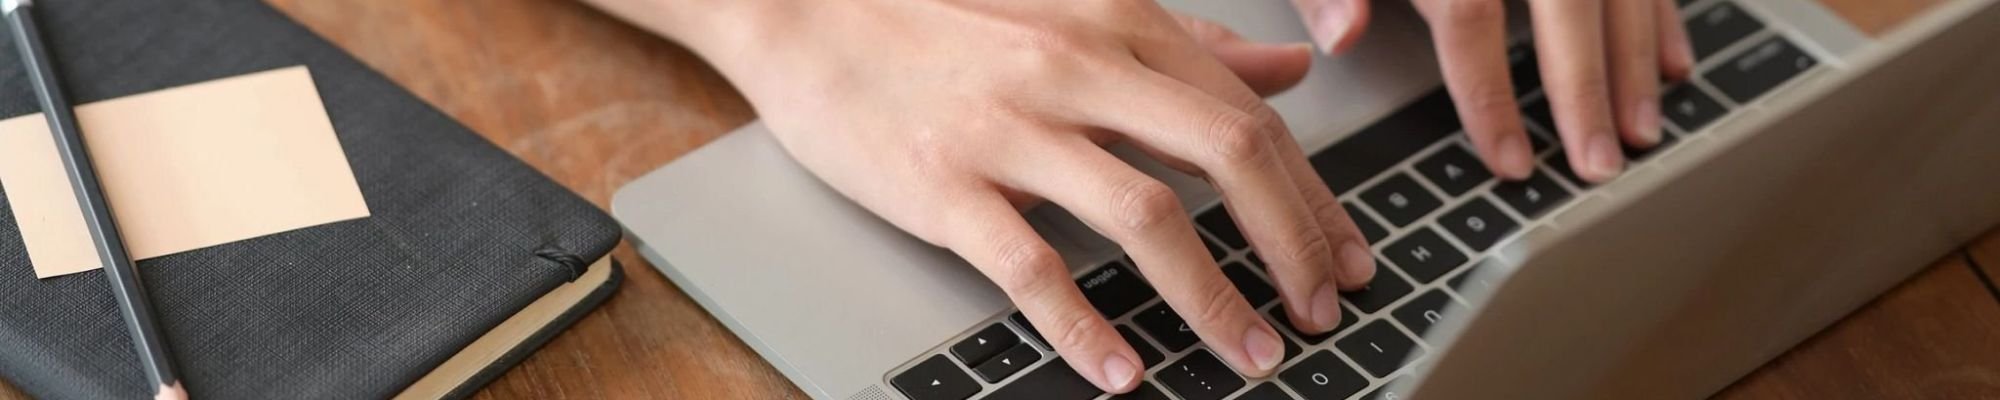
[613,0,2000,399]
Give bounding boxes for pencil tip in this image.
[156,382,187,400]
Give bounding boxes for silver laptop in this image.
[613,0,2000,399]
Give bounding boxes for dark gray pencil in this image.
[3,1,186,398]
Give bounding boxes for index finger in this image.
[943,192,1144,393]
[1414,0,1537,180]
[1530,0,1625,183]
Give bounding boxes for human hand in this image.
[651,0,1377,393]
[1294,0,1695,183]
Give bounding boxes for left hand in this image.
[1292,0,1695,183]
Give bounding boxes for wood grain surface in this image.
[1972,229,2000,282]
[0,1,1982,399]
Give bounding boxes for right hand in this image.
[1294,0,1696,183]
[586,0,1379,393]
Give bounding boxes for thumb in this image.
[1172,13,1315,97]
[1290,0,1371,54]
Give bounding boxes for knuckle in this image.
[1002,26,1089,69]
[990,238,1065,292]
[1457,84,1519,117]
[1424,0,1505,25]
[1108,178,1184,234]
[1083,0,1153,18]
[1273,219,1336,271]
[1310,198,1350,231]
[1187,277,1249,328]
[1203,110,1271,165]
[1179,17,1229,42]
[904,127,954,164]
[1558,74,1614,104]
[1043,308,1109,352]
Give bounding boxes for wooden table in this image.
[4,0,1992,398]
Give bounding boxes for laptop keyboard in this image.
[888,1,1817,399]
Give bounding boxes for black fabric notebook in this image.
[0,0,622,398]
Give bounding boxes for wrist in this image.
[581,0,787,66]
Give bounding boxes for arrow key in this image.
[973,343,1043,383]
[1133,303,1200,352]
[892,355,981,400]
[952,323,1021,366]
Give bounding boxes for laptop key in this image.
[1313,90,1462,193]
[891,355,981,400]
[1360,173,1443,227]
[1110,383,1172,400]
[1223,262,1278,306]
[1705,36,1817,104]
[1437,198,1521,252]
[1661,84,1728,133]
[1685,1,1766,61]
[1117,325,1165,368]
[1491,171,1572,218]
[1206,235,1228,261]
[1279,351,1369,400]
[1134,303,1200,352]
[1521,96,1558,136]
[1336,321,1426,378]
[1391,290,1456,338]
[1079,263,1157,319]
[1239,382,1299,400]
[1364,377,1411,400]
[1447,260,1503,301]
[1280,327,1304,362]
[1008,312,1046,350]
[1527,128,1553,154]
[1507,43,1541,96]
[972,343,1042,383]
[1345,203,1389,244]
[1625,129,1679,161]
[1414,144,1493,197]
[951,323,1021,366]
[1197,206,1249,250]
[985,358,1102,400]
[1157,350,1248,400]
[1343,260,1414,313]
[1269,303,1353,345]
[1382,228,1470,284]
[1544,151,1590,188]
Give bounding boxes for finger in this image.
[989,137,1288,377]
[1413,0,1537,180]
[1289,0,1372,54]
[1529,0,1624,183]
[943,193,1142,393]
[1607,0,1664,147]
[1654,0,1696,80]
[1134,13,1375,333]
[1120,28,1368,334]
[1171,13,1315,96]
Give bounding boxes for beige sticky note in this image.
[0,66,369,278]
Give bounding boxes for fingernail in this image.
[1243,325,1285,373]
[1310,282,1343,332]
[1336,241,1375,285]
[1101,354,1138,391]
[1497,134,1535,179]
[1635,98,1663,146]
[1587,134,1625,181]
[1308,1,1354,54]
